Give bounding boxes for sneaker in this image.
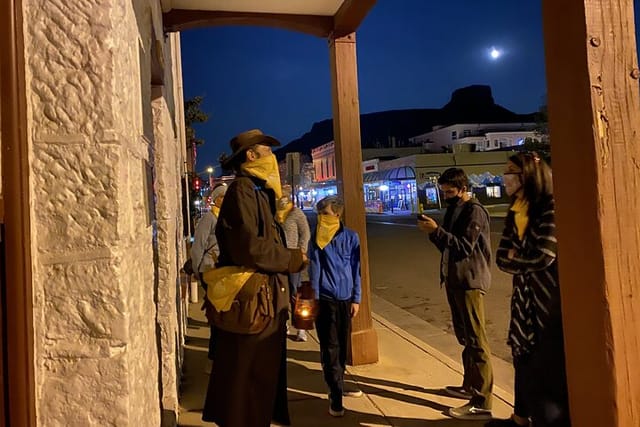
[328,397,344,417]
[296,329,307,342]
[444,385,472,399]
[286,324,291,335]
[448,403,492,420]
[343,389,363,398]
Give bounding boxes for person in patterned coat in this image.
[488,152,570,427]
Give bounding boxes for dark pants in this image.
[315,298,351,411]
[288,272,302,314]
[198,275,217,361]
[513,328,571,427]
[446,287,494,409]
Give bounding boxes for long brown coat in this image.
[202,174,304,427]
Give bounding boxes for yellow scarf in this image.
[211,205,220,218]
[276,202,294,224]
[316,214,341,250]
[241,153,282,199]
[510,198,529,240]
[204,266,255,312]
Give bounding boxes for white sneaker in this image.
[343,389,363,398]
[448,402,492,420]
[296,330,308,342]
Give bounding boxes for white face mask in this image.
[503,173,522,197]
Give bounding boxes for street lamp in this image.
[206,166,214,188]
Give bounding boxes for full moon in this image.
[490,47,502,60]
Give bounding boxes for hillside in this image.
[276,85,537,158]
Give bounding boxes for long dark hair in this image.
[508,152,553,220]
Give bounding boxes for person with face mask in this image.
[488,153,570,427]
[191,182,227,372]
[275,185,311,341]
[308,195,363,418]
[201,129,307,427]
[417,167,494,421]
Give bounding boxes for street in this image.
[366,214,514,362]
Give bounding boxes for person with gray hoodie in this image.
[276,185,311,341]
[417,167,494,421]
[191,183,227,368]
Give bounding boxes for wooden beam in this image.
[332,0,376,38]
[163,9,333,37]
[542,0,640,425]
[0,0,36,425]
[329,33,378,365]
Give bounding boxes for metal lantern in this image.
[292,281,316,330]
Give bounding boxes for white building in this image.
[410,123,539,152]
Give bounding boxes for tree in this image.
[185,96,209,148]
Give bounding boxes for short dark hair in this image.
[316,195,344,216]
[438,168,469,190]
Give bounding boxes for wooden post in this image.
[0,0,36,425]
[329,33,378,365]
[542,0,640,425]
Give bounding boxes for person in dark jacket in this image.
[308,195,363,418]
[201,129,307,427]
[417,167,494,420]
[487,153,570,427]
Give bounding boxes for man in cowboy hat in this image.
[202,129,307,427]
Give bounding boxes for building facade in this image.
[410,122,538,152]
[2,1,189,425]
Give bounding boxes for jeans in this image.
[315,298,351,410]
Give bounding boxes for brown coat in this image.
[202,174,304,427]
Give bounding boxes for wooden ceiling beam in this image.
[332,0,376,38]
[163,9,334,37]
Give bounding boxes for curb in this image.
[371,311,515,407]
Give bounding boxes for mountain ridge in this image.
[277,85,538,158]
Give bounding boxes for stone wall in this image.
[23,0,186,425]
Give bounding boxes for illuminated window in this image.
[486,186,502,198]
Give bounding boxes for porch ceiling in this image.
[162,0,376,37]
[162,0,344,16]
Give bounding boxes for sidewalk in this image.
[178,294,514,427]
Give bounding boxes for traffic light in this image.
[192,177,201,191]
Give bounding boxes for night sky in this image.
[180,0,640,172]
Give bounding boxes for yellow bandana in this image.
[316,214,341,250]
[211,205,221,218]
[204,266,255,312]
[241,153,282,199]
[276,202,294,224]
[510,198,529,240]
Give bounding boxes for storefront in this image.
[363,166,417,213]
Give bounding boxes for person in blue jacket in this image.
[308,195,362,418]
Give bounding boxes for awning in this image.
[364,166,416,183]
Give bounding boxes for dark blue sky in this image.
[179,0,638,171]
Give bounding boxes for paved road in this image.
[365,214,513,362]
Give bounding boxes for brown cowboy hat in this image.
[220,129,280,168]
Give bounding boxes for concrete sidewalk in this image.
[178,296,514,427]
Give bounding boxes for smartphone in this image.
[417,214,427,221]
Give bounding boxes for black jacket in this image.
[429,199,492,291]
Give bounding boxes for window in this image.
[451,131,457,140]
[463,130,471,137]
[486,186,502,198]
[494,140,499,147]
